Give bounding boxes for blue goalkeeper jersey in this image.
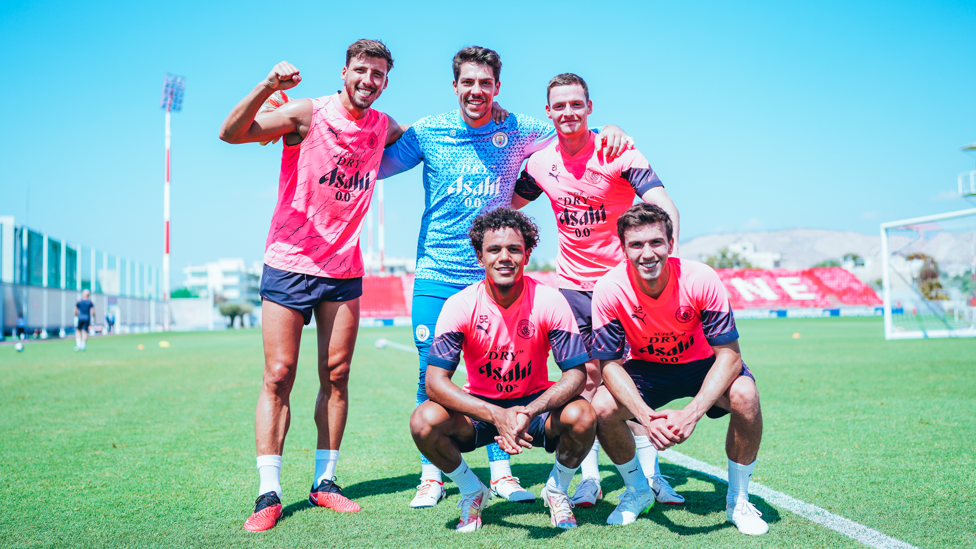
[379,110,556,285]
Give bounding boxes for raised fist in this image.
[265,61,302,91]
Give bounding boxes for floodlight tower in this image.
[160,73,185,331]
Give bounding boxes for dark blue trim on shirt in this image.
[591,319,627,360]
[428,331,464,370]
[547,328,590,370]
[622,168,663,197]
[701,308,739,346]
[514,169,544,201]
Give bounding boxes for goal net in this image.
[880,208,976,339]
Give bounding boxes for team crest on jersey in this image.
[516,319,535,339]
[675,306,696,323]
[586,169,601,183]
[416,324,430,342]
[366,132,378,148]
[491,132,509,148]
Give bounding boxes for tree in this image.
[526,258,555,272]
[843,253,865,267]
[218,302,255,328]
[171,287,200,298]
[814,259,841,267]
[703,247,754,269]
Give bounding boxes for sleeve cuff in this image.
[705,329,739,346]
[635,179,664,196]
[591,349,625,361]
[555,352,590,370]
[427,356,459,370]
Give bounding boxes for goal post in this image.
[880,208,976,339]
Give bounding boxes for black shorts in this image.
[259,264,363,325]
[624,355,755,420]
[77,320,90,332]
[460,390,560,454]
[559,289,594,351]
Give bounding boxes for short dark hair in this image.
[469,208,539,253]
[346,39,394,72]
[547,73,589,104]
[453,46,502,82]
[617,203,673,243]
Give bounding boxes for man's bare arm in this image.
[663,341,743,443]
[641,186,680,256]
[219,61,311,144]
[521,366,585,418]
[601,358,677,449]
[426,366,532,449]
[384,115,406,146]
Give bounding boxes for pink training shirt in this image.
[427,277,589,400]
[514,134,663,290]
[592,258,738,364]
[264,94,388,278]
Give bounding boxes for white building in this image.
[728,241,782,269]
[181,258,261,306]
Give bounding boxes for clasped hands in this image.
[637,407,700,451]
[491,406,536,455]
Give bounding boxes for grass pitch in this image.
[3,317,974,548]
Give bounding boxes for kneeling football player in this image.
[591,204,767,534]
[409,208,596,532]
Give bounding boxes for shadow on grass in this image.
[277,459,781,536]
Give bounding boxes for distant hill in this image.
[681,229,883,269]
[681,228,976,287]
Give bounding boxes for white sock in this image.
[445,460,483,496]
[580,440,600,480]
[545,459,578,494]
[488,458,513,482]
[727,459,756,506]
[75,336,81,347]
[613,454,650,493]
[80,341,86,350]
[313,449,338,486]
[634,436,661,478]
[421,462,442,483]
[257,455,283,497]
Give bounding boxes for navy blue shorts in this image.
[559,289,594,351]
[259,264,363,325]
[77,320,90,332]
[460,390,560,454]
[624,355,755,419]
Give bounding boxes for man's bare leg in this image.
[716,375,766,535]
[253,300,305,502]
[312,298,360,452]
[255,300,305,457]
[307,298,362,512]
[574,359,604,504]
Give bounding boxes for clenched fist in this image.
[265,61,302,91]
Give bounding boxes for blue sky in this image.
[2,0,975,288]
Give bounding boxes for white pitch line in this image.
[661,449,918,549]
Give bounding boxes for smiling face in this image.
[546,84,592,138]
[621,222,673,287]
[477,227,528,290]
[341,55,389,110]
[453,62,500,126]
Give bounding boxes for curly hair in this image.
[468,208,539,253]
[616,203,673,243]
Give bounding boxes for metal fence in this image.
[2,283,165,338]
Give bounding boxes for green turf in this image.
[2,318,974,548]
